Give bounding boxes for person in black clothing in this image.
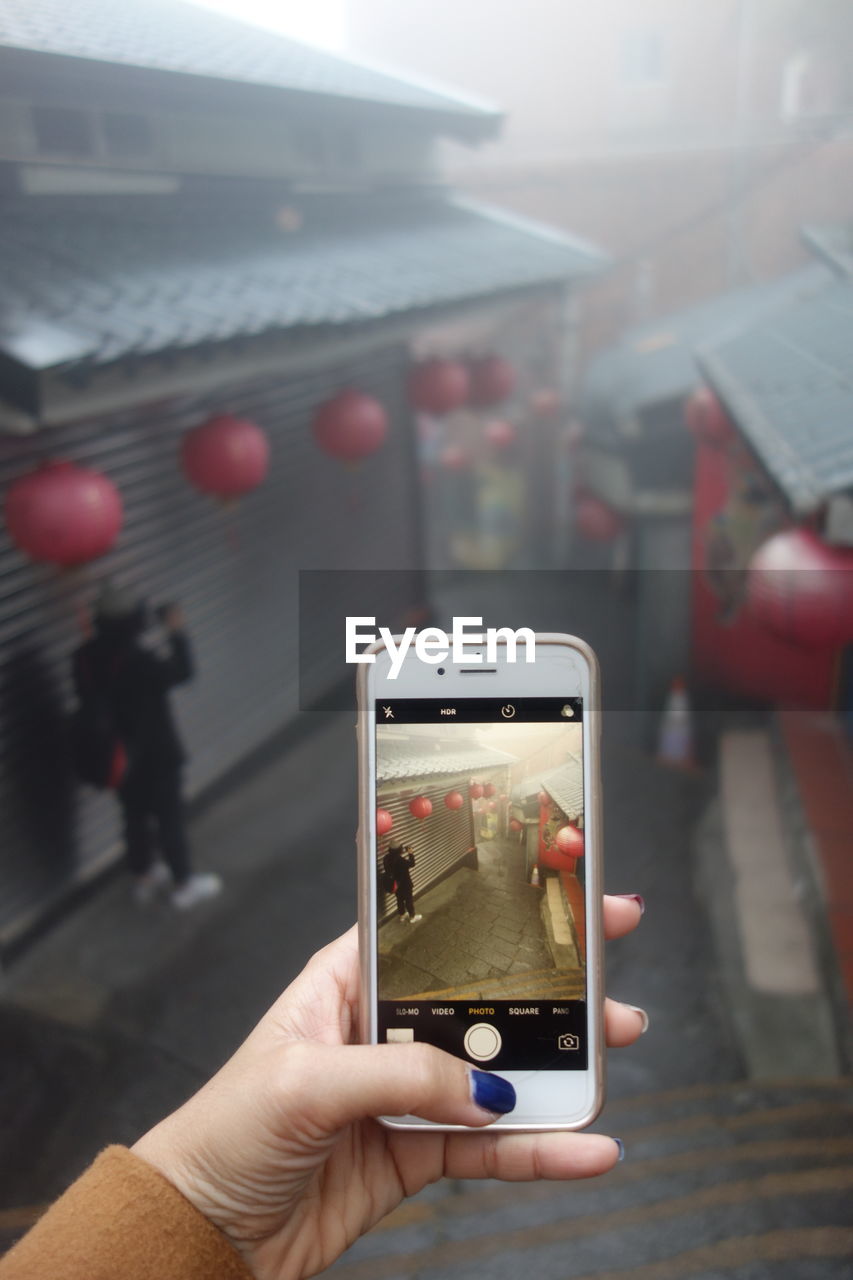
[73,584,222,911]
[383,843,422,923]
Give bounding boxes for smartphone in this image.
[357,630,603,1131]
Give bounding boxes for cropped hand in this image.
[133,896,644,1280]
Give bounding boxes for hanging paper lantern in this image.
[444,790,464,810]
[181,414,269,499]
[483,782,496,798]
[555,824,585,858]
[537,790,550,806]
[5,460,123,567]
[747,528,853,650]
[376,808,394,836]
[439,444,471,472]
[409,795,432,820]
[483,419,516,450]
[488,799,497,811]
[469,356,516,407]
[408,359,470,415]
[509,818,523,832]
[575,491,624,542]
[684,386,735,447]
[469,781,484,800]
[313,390,388,462]
[529,388,561,418]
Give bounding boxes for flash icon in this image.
[561,704,575,718]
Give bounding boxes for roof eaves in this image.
[695,343,821,514]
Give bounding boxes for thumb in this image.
[286,1041,516,1133]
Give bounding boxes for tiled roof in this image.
[579,263,829,435]
[0,193,605,374]
[697,277,853,511]
[0,0,497,124]
[539,758,583,820]
[376,735,516,784]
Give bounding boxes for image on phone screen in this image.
[375,697,587,1072]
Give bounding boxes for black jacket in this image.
[73,631,194,775]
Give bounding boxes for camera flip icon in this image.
[557,1032,580,1051]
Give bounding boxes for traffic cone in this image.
[657,676,696,769]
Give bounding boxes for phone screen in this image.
[375,696,587,1072]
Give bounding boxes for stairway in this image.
[327,1078,853,1280]
[406,966,586,1002]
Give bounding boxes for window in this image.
[33,106,94,156]
[102,111,153,158]
[620,28,664,86]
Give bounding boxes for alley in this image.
[0,580,849,1277]
[378,836,581,1001]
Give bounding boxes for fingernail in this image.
[614,1139,625,1162]
[624,1004,649,1034]
[617,894,645,915]
[470,1069,516,1115]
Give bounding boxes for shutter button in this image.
[463,1022,502,1062]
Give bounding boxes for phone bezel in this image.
[356,631,604,1131]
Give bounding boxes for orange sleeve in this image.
[0,1146,253,1280]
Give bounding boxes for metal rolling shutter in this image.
[376,773,476,921]
[0,342,422,945]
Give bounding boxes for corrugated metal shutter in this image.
[0,342,422,945]
[376,772,476,922]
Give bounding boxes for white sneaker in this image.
[409,914,423,923]
[133,862,173,906]
[171,872,223,911]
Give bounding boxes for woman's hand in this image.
[133,895,645,1280]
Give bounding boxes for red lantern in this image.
[408,359,470,415]
[409,795,432,820]
[499,792,508,801]
[483,419,516,450]
[313,390,388,462]
[483,782,496,798]
[684,387,734,447]
[537,790,550,806]
[469,356,516,407]
[488,800,497,811]
[555,825,584,858]
[376,808,394,836]
[509,818,523,832]
[575,491,623,542]
[529,388,561,418]
[5,460,123,567]
[439,444,470,471]
[748,528,853,650]
[469,781,484,800]
[444,790,464,810]
[181,415,269,499]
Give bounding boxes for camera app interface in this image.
[375,698,587,1071]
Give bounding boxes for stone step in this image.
[326,1079,853,1280]
[405,967,586,1001]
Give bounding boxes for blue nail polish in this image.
[614,1139,625,1162]
[470,1069,516,1114]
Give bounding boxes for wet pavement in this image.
[378,837,578,1000]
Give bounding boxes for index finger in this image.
[603,894,644,940]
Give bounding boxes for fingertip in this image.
[469,1068,517,1117]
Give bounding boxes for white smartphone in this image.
[357,630,604,1131]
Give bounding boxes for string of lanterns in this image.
[2,350,557,569]
[376,779,512,836]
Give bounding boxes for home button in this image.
[464,1022,502,1062]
